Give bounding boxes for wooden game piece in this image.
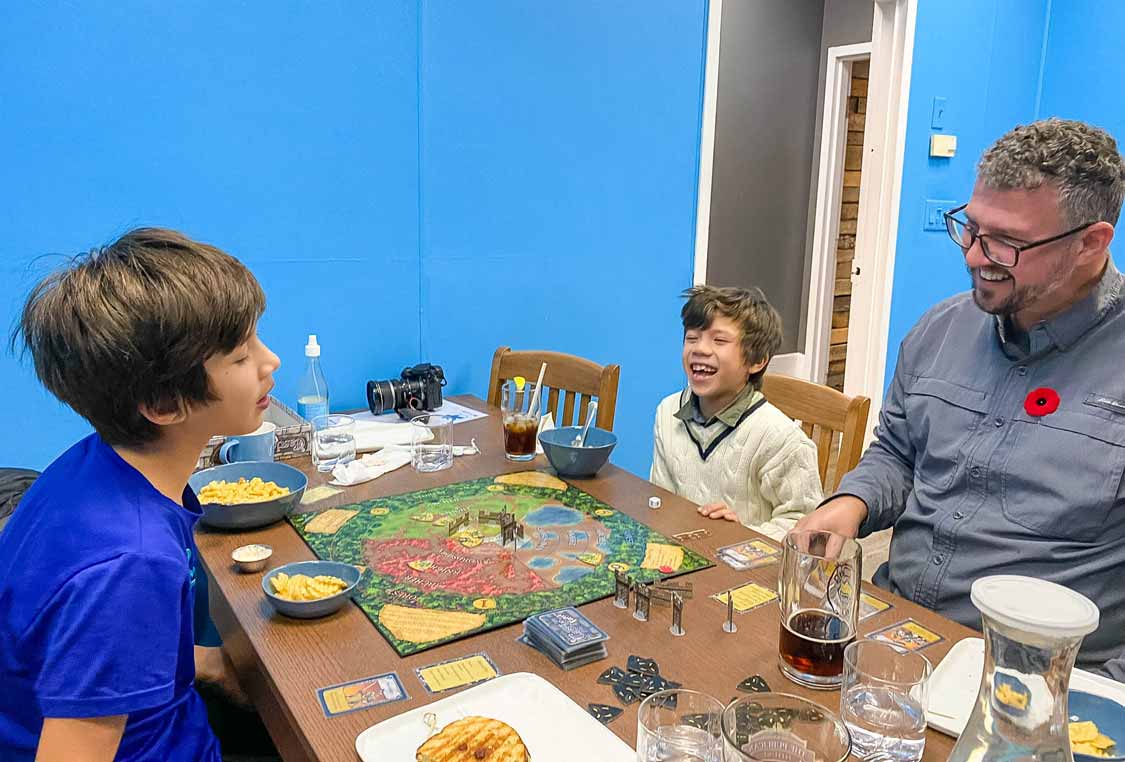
[669,592,685,637]
[633,582,651,622]
[723,591,737,633]
[613,571,630,609]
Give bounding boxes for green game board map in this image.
[288,471,712,656]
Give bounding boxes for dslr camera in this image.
[367,363,447,419]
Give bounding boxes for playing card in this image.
[717,539,780,571]
[868,618,944,651]
[315,672,406,718]
[526,607,609,651]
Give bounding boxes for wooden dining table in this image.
[195,395,976,761]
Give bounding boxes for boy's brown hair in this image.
[13,228,265,447]
[681,285,783,390]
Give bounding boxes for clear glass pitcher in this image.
[948,575,1100,762]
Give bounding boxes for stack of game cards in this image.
[520,606,608,670]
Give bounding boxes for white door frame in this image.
[692,0,723,288]
[845,0,918,438]
[805,42,872,385]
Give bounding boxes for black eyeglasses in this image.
[943,203,1097,268]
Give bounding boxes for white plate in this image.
[355,672,634,761]
[927,637,1125,737]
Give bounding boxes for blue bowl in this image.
[189,461,308,530]
[1070,691,1125,761]
[261,560,361,619]
[538,426,617,477]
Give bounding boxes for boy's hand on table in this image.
[698,502,738,521]
[194,645,251,708]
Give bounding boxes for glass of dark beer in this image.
[501,379,543,461]
[777,530,863,689]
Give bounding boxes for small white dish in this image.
[231,543,273,573]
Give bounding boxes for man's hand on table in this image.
[792,496,869,555]
[698,502,738,521]
[194,645,251,708]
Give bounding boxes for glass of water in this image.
[410,414,453,473]
[636,689,723,762]
[722,693,850,762]
[840,639,931,762]
[311,414,356,473]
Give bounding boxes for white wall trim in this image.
[806,42,872,385]
[692,0,723,287]
[845,0,917,440]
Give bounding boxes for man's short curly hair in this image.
[978,117,1125,227]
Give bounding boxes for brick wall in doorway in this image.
[827,59,867,392]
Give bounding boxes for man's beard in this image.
[967,258,1070,317]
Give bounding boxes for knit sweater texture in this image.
[650,391,823,539]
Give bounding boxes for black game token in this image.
[680,713,717,730]
[588,703,623,725]
[798,708,825,722]
[736,675,771,693]
[627,655,659,676]
[597,666,628,686]
[620,672,646,690]
[613,683,640,705]
[639,674,672,697]
[651,691,679,710]
[745,701,765,716]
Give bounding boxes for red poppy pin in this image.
[1024,387,1060,417]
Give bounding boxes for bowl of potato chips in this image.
[189,461,308,530]
[261,560,361,619]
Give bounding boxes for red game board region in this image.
[364,537,553,596]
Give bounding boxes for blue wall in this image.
[885,0,1049,386]
[0,2,707,476]
[417,3,706,476]
[1037,0,1125,139]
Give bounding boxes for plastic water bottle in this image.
[296,334,329,422]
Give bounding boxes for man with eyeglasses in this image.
[797,117,1125,674]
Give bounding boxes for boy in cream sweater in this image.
[650,285,823,539]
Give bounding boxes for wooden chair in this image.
[487,347,621,431]
[761,373,871,493]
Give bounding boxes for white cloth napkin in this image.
[536,411,555,455]
[353,419,433,453]
[330,449,413,486]
[328,439,482,487]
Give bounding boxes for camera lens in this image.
[367,379,401,415]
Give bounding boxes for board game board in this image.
[288,471,712,656]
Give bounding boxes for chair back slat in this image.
[487,347,621,432]
[762,373,872,492]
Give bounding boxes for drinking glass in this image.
[840,639,931,762]
[778,530,863,689]
[410,413,453,473]
[501,380,542,461]
[311,414,356,472]
[722,693,851,762]
[636,689,723,762]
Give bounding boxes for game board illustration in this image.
[288,471,712,656]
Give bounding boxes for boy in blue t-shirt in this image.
[0,229,281,761]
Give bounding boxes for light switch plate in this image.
[931,97,947,130]
[924,199,955,231]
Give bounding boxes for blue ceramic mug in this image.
[218,421,277,463]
